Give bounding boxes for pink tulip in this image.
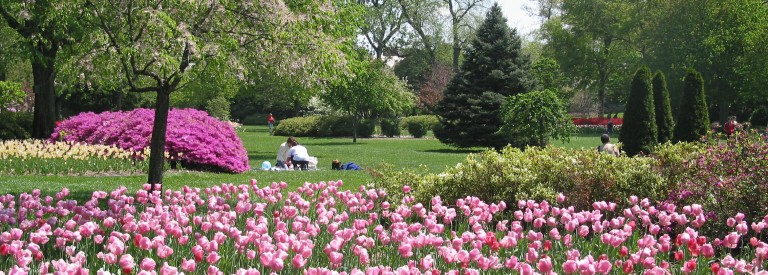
[207,252,221,264]
[562,260,578,274]
[537,256,553,273]
[157,245,174,259]
[160,262,179,275]
[140,258,156,271]
[329,251,343,267]
[519,263,534,275]
[420,255,434,270]
[180,258,196,273]
[596,260,612,274]
[398,243,413,258]
[119,254,135,271]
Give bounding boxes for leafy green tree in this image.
[652,71,674,143]
[499,89,574,147]
[322,51,415,142]
[434,3,534,149]
[81,0,360,187]
[0,0,87,138]
[0,81,25,109]
[530,57,569,101]
[393,45,452,91]
[619,66,657,157]
[644,0,768,123]
[538,0,646,117]
[673,68,710,143]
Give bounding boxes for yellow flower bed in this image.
[0,140,151,175]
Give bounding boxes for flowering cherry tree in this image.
[78,0,360,188]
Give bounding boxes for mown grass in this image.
[1,125,605,201]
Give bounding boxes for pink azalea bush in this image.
[1,181,768,274]
[49,108,249,173]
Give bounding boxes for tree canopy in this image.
[322,48,415,142]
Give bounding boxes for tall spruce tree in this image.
[674,69,710,143]
[619,66,657,156]
[433,3,534,149]
[652,71,675,143]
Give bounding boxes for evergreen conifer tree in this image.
[619,66,657,156]
[433,3,534,148]
[652,71,675,143]
[673,69,710,142]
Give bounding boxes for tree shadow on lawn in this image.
[303,141,364,146]
[249,153,275,162]
[421,148,484,154]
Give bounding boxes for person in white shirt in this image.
[276,137,296,169]
[597,134,620,156]
[288,140,311,170]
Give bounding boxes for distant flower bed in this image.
[50,108,249,173]
[0,182,766,274]
[572,117,623,126]
[0,139,149,175]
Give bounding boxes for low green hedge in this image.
[273,115,375,137]
[0,111,33,140]
[380,118,401,137]
[371,145,671,210]
[399,115,438,138]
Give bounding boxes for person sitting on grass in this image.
[288,140,311,170]
[276,136,296,169]
[597,134,620,156]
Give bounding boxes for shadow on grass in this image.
[422,148,484,154]
[303,141,364,146]
[249,154,275,162]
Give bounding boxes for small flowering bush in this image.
[668,130,768,236]
[1,182,768,274]
[50,108,249,173]
[0,139,149,175]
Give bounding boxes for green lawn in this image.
[1,125,604,200]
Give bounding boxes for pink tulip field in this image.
[1,180,767,274]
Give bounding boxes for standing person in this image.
[724,116,737,136]
[267,113,275,135]
[276,136,296,169]
[597,134,620,156]
[606,119,614,135]
[288,140,311,170]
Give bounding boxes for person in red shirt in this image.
[267,113,275,135]
[723,116,737,136]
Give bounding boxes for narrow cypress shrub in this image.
[673,69,710,142]
[619,66,657,156]
[652,71,675,143]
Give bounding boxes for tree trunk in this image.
[452,45,460,73]
[147,89,171,190]
[352,114,358,143]
[30,50,58,139]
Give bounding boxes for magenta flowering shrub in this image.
[50,108,249,173]
[1,181,768,274]
[668,131,768,235]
